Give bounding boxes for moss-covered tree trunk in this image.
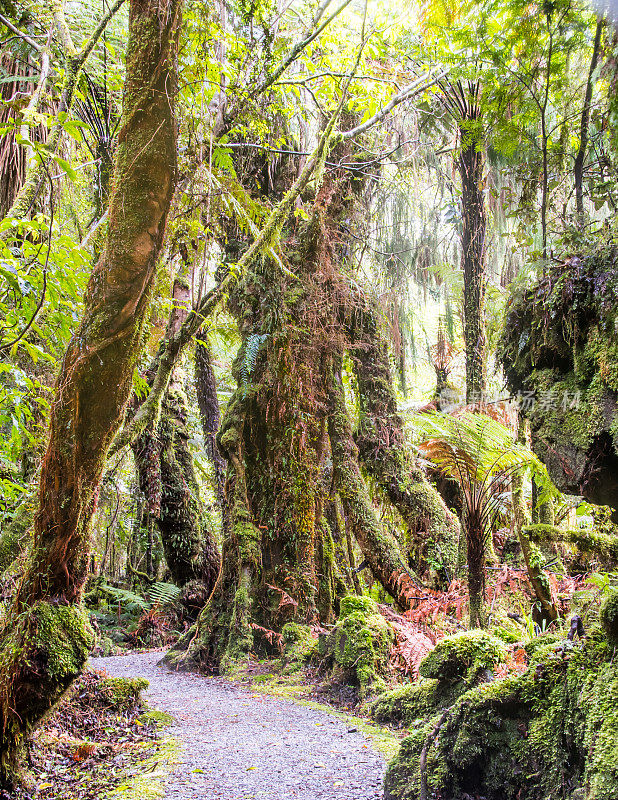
[465,510,486,628]
[0,0,181,782]
[131,270,221,595]
[174,156,457,671]
[195,337,230,537]
[327,358,428,611]
[347,299,460,583]
[133,379,220,592]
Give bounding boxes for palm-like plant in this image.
[415,411,558,627]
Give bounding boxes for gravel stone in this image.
[90,651,385,799]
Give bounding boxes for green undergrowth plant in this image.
[320,596,394,696]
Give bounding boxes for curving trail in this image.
[90,651,385,800]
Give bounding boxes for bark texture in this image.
[0,0,181,781]
[458,133,487,404]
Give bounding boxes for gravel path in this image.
[90,651,385,800]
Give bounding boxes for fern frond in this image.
[240,333,269,396]
[99,583,151,612]
[148,581,181,606]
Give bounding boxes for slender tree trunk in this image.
[195,337,231,537]
[458,135,487,404]
[0,0,181,782]
[465,511,486,628]
[574,18,603,223]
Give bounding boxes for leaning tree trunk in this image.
[458,132,487,404]
[0,0,181,782]
[327,358,427,610]
[347,298,460,583]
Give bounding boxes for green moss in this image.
[30,602,95,682]
[324,596,393,695]
[489,612,527,644]
[104,736,181,800]
[138,709,175,727]
[498,248,618,508]
[0,601,94,782]
[525,524,618,562]
[373,631,506,730]
[281,623,318,671]
[100,677,149,709]
[600,588,618,647]
[339,595,377,617]
[419,630,506,683]
[372,679,462,727]
[384,629,618,800]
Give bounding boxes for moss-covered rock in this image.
[281,622,318,671]
[372,630,506,728]
[498,247,618,513]
[600,588,618,647]
[384,629,618,800]
[371,679,461,727]
[100,677,149,709]
[419,630,506,683]
[323,595,393,694]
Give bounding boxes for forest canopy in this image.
[1,0,618,797]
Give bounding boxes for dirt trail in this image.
[90,651,385,800]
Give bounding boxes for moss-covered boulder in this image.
[281,622,318,671]
[372,630,506,728]
[322,595,393,694]
[372,678,461,728]
[419,630,506,682]
[498,247,618,513]
[384,629,618,800]
[600,588,618,647]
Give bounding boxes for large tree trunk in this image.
[172,157,455,671]
[0,0,181,782]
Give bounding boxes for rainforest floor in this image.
[83,650,390,800]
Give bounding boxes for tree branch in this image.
[340,70,447,139]
[0,13,42,51]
